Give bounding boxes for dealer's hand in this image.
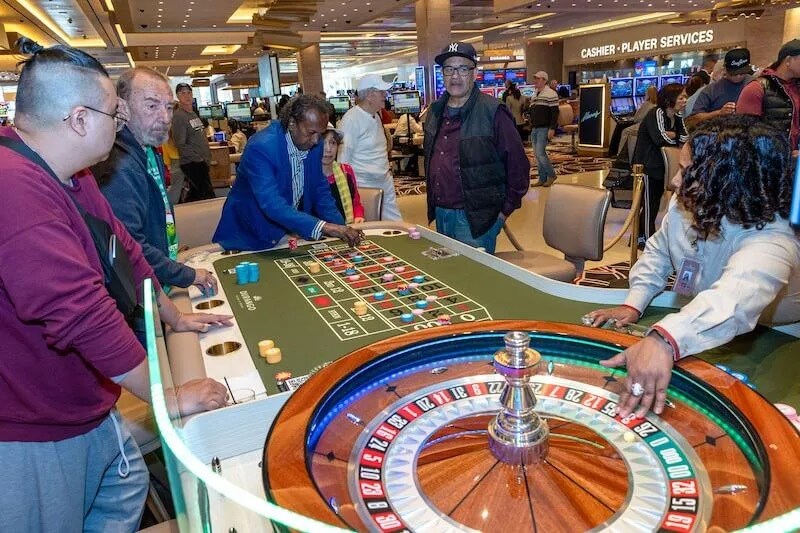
[172,311,233,333]
[600,334,674,418]
[192,268,218,294]
[353,217,366,224]
[323,223,365,247]
[583,305,640,328]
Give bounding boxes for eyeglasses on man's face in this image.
[442,65,475,77]
[63,104,127,132]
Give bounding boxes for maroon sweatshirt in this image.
[0,128,160,441]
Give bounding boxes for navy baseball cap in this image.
[175,82,192,93]
[435,42,478,66]
[724,48,751,75]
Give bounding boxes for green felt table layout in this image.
[212,233,800,405]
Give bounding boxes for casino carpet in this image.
[575,261,676,290]
[394,135,614,197]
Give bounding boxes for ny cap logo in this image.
[448,43,459,52]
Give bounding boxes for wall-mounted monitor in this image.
[392,91,421,115]
[505,68,527,84]
[609,78,634,98]
[208,104,225,120]
[329,96,351,113]
[634,59,657,77]
[225,101,252,122]
[634,76,659,97]
[660,75,684,88]
[481,69,505,87]
[198,106,213,119]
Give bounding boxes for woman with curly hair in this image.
[585,115,800,419]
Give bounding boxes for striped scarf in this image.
[332,162,354,223]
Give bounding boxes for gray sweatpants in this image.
[0,411,149,533]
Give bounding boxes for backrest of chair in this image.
[543,183,611,262]
[359,187,384,222]
[174,197,226,249]
[661,146,681,192]
[557,103,574,127]
[626,125,640,164]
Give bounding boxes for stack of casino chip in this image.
[235,261,260,284]
[353,301,368,316]
[408,228,421,240]
[258,339,282,364]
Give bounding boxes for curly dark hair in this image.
[278,94,330,130]
[678,114,792,239]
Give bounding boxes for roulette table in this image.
[156,223,800,532]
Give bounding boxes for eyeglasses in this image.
[63,105,127,132]
[442,65,475,77]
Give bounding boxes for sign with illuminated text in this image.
[580,30,715,59]
[563,20,748,65]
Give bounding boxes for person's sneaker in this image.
[532,180,547,187]
[542,177,557,187]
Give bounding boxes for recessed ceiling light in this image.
[181,24,186,27]
[187,8,192,11]
[212,24,217,27]
[158,7,163,11]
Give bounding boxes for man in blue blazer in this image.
[213,95,364,250]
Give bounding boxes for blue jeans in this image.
[531,127,555,183]
[0,412,149,532]
[435,207,504,254]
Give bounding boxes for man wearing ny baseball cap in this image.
[337,73,402,220]
[737,39,800,151]
[686,48,753,130]
[422,41,530,254]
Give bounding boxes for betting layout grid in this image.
[275,240,491,342]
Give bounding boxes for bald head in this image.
[116,67,174,147]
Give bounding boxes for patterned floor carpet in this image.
[394,135,614,197]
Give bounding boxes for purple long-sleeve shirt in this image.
[0,128,159,442]
[428,105,530,217]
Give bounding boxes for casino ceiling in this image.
[0,0,796,79]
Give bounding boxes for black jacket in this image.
[92,126,195,288]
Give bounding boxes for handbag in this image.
[0,137,140,319]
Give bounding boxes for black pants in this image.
[639,166,664,241]
[181,161,215,202]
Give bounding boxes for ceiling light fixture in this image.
[534,12,675,39]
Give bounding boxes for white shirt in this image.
[230,131,247,153]
[394,114,423,137]
[625,196,800,358]
[338,105,391,184]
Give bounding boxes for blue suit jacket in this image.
[213,121,343,250]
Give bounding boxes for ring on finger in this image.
[630,382,645,397]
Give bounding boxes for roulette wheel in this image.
[263,321,800,532]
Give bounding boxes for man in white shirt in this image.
[584,115,800,419]
[338,74,402,220]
